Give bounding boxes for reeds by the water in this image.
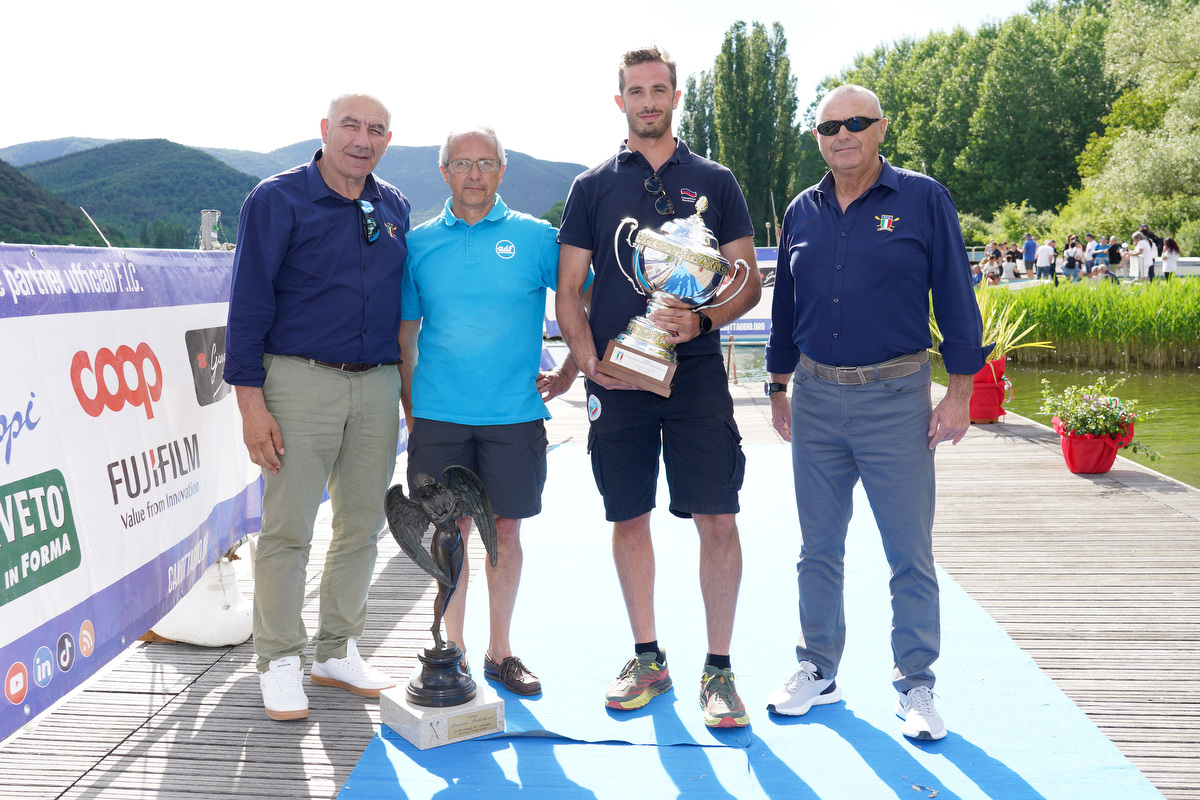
[995,278,1199,368]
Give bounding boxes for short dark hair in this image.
[618,46,677,93]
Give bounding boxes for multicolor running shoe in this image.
[699,665,750,728]
[605,650,672,710]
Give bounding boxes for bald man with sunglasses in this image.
[764,84,989,741]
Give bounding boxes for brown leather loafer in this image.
[484,653,542,695]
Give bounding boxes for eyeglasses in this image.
[644,174,674,216]
[446,159,502,174]
[815,116,882,136]
[357,199,380,244]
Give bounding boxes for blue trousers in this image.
[787,359,939,692]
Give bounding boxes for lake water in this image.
[725,346,1200,489]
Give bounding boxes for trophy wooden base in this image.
[596,340,676,397]
[381,669,505,750]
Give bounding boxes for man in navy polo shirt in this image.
[224,93,409,721]
[556,46,762,729]
[399,126,579,696]
[764,85,989,741]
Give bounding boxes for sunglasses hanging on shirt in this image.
[357,199,380,244]
[644,173,675,216]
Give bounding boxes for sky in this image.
[4,0,1033,168]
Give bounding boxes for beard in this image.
[626,106,673,141]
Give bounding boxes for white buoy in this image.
[151,559,252,646]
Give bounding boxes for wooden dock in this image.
[1,377,1197,799]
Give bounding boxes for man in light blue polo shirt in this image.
[399,126,579,696]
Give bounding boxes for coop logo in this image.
[1,470,81,608]
[70,343,164,420]
[183,327,231,407]
[495,240,516,259]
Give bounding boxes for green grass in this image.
[968,278,1200,368]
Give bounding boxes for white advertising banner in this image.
[0,244,261,742]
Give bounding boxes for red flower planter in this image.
[1052,416,1135,474]
[970,358,1008,424]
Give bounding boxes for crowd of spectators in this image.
[971,224,1180,285]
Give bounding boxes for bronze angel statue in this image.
[385,466,497,651]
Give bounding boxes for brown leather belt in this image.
[308,359,397,373]
[798,351,928,385]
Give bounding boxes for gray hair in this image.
[814,84,884,123]
[439,126,507,168]
[325,94,392,130]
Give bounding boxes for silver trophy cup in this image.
[596,197,749,395]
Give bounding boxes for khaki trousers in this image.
[253,355,400,671]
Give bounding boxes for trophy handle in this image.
[614,217,647,296]
[703,258,751,310]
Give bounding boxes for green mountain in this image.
[7,136,586,247]
[0,158,116,246]
[20,140,260,246]
[203,140,585,225]
[0,138,121,167]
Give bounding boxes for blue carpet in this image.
[340,444,1164,799]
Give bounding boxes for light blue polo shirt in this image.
[402,194,561,425]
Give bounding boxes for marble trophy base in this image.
[381,668,504,749]
[597,339,676,398]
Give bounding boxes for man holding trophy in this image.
[556,46,761,728]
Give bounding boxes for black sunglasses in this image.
[357,199,380,244]
[816,116,882,136]
[644,174,674,216]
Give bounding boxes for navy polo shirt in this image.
[558,139,754,359]
[766,157,989,376]
[224,150,411,386]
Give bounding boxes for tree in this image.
[541,200,564,228]
[954,3,1116,216]
[678,71,715,159]
[706,21,799,244]
[1063,0,1200,236]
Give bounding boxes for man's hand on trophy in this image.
[648,302,701,343]
[583,353,642,391]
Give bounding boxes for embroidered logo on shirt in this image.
[587,394,601,421]
[496,240,516,259]
[384,222,399,239]
[680,189,698,204]
[875,215,899,232]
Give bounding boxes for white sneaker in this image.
[260,655,308,721]
[766,660,842,716]
[895,685,947,740]
[311,638,395,698]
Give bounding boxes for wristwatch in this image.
[694,309,712,334]
[764,381,788,396]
